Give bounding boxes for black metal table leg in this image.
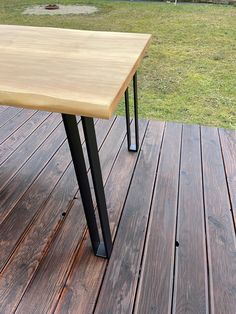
[125,72,139,152]
[82,116,112,258]
[62,114,112,258]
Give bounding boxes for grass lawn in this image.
[0,0,236,128]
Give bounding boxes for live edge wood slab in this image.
[0,25,151,119]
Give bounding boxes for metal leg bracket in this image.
[125,72,139,152]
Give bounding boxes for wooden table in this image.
[0,25,151,258]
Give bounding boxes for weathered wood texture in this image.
[0,109,235,314]
[201,127,236,314]
[172,125,209,313]
[135,122,182,314]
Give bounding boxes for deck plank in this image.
[219,128,236,227]
[0,111,51,165]
[54,120,148,314]
[0,113,61,193]
[172,124,209,313]
[0,115,85,253]
[0,107,23,128]
[0,118,64,227]
[0,131,73,272]
[0,106,8,113]
[0,109,36,144]
[0,117,101,269]
[15,197,86,314]
[95,120,165,314]
[134,122,182,314]
[201,126,236,314]
[0,163,79,313]
[14,117,125,314]
[0,109,236,314]
[79,116,126,193]
[0,117,115,313]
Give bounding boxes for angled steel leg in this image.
[125,72,139,152]
[82,116,112,258]
[62,114,112,258]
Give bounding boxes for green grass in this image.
[1,0,236,128]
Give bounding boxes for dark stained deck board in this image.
[94,120,165,314]
[54,119,148,314]
[0,118,66,228]
[0,116,112,311]
[79,116,126,196]
[134,122,182,314]
[0,111,51,165]
[219,128,236,226]
[0,113,62,193]
[201,126,236,314]
[172,125,209,313]
[0,108,236,314]
[15,197,86,314]
[0,118,113,311]
[0,109,36,145]
[14,117,126,314]
[0,135,76,272]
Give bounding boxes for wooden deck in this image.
[0,107,235,314]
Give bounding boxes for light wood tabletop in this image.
[0,25,151,119]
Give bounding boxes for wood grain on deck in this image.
[0,108,235,313]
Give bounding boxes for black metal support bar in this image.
[125,72,139,152]
[81,116,112,258]
[62,114,112,258]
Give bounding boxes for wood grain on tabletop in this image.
[0,25,151,119]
